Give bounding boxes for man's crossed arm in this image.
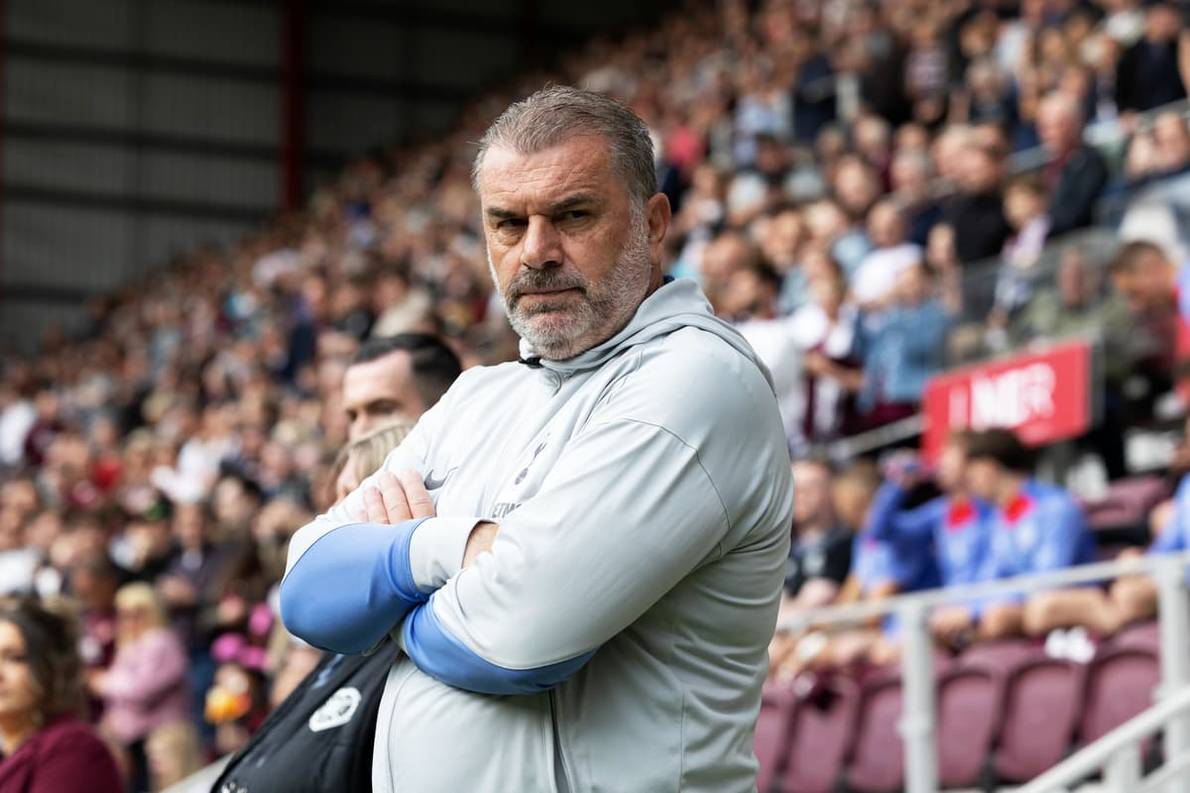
[280,469,496,655]
[281,419,739,697]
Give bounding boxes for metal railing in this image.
[778,550,1190,793]
[1016,686,1190,793]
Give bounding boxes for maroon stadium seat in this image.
[959,638,1040,670]
[756,681,799,793]
[843,673,904,793]
[1081,475,1170,528]
[1079,646,1159,745]
[936,663,1005,788]
[778,676,860,793]
[993,657,1086,782]
[1113,620,1160,654]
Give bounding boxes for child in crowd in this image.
[989,175,1052,336]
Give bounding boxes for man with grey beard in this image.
[280,86,793,793]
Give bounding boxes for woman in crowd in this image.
[90,583,189,793]
[0,597,122,793]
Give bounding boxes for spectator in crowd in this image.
[68,557,120,709]
[720,259,783,322]
[697,231,762,315]
[820,461,937,669]
[1014,245,1131,349]
[1150,111,1190,180]
[963,430,1097,640]
[990,175,1052,332]
[790,266,864,447]
[1114,1,1189,113]
[204,655,267,758]
[1018,247,1136,477]
[1124,111,1190,186]
[144,721,203,792]
[0,380,35,472]
[0,598,122,793]
[90,583,189,793]
[1109,239,1187,402]
[157,502,237,727]
[866,432,994,647]
[852,199,924,308]
[111,509,177,586]
[890,149,942,247]
[941,143,1011,265]
[781,459,852,614]
[1037,91,1109,238]
[859,262,952,427]
[770,462,897,677]
[0,509,38,597]
[1093,464,1190,630]
[341,334,462,441]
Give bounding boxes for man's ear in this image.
[645,193,672,253]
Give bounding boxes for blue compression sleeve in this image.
[281,519,429,654]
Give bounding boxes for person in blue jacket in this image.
[770,462,940,678]
[866,430,995,647]
[963,429,1099,638]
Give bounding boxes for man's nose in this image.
[520,216,563,270]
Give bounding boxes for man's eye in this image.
[560,210,588,222]
[497,219,526,230]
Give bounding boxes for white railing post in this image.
[898,599,937,793]
[1156,555,1190,793]
[1103,744,1142,792]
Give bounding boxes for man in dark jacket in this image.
[941,143,1011,265]
[1115,2,1188,114]
[1037,92,1108,238]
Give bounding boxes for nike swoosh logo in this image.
[424,468,458,490]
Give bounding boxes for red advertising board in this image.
[921,339,1096,461]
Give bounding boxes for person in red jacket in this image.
[0,598,122,793]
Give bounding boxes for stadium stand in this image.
[1,0,1190,791]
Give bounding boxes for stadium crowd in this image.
[1,0,1190,789]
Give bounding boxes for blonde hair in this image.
[326,421,415,505]
[114,582,169,646]
[146,720,203,790]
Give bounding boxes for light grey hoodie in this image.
[282,278,793,792]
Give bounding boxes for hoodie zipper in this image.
[549,689,575,792]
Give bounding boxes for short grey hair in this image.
[473,85,657,203]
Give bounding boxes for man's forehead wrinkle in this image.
[478,140,614,214]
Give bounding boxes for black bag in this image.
[211,642,396,793]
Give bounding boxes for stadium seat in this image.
[842,672,904,793]
[1079,646,1160,745]
[957,637,1040,670]
[936,662,1005,788]
[756,681,799,793]
[1113,620,1161,653]
[992,656,1086,782]
[777,675,860,793]
[1081,475,1170,538]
